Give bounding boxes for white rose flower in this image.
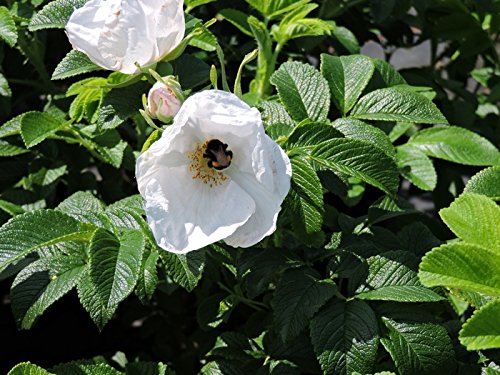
[65,0,185,74]
[136,90,292,253]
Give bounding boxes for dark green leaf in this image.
[136,250,159,304]
[21,112,65,148]
[396,145,437,191]
[408,127,500,166]
[52,50,102,80]
[273,267,336,342]
[0,210,94,273]
[351,86,447,124]
[161,250,206,292]
[311,138,400,194]
[332,26,359,54]
[29,0,87,30]
[310,300,379,375]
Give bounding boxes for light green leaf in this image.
[52,360,123,375]
[355,251,443,302]
[0,139,28,157]
[332,26,359,54]
[408,126,500,166]
[0,112,27,138]
[0,210,94,273]
[310,300,379,375]
[0,199,25,216]
[57,192,114,231]
[270,61,330,122]
[52,50,102,80]
[381,317,455,375]
[161,250,206,292]
[276,18,334,44]
[273,267,336,342]
[260,100,295,127]
[289,157,324,234]
[218,9,252,36]
[93,130,128,168]
[440,193,500,252]
[396,144,437,191]
[464,166,500,200]
[27,164,67,187]
[460,299,500,350]
[0,72,11,97]
[333,118,395,158]
[321,54,374,115]
[351,86,447,124]
[0,6,17,47]
[11,254,86,329]
[419,242,500,296]
[311,138,400,195]
[8,362,54,375]
[20,112,65,148]
[29,0,87,30]
[189,28,217,52]
[89,229,145,307]
[185,0,216,11]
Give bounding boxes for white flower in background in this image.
[65,0,185,74]
[136,90,292,253]
[146,77,183,123]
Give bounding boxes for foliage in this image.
[1,0,499,374]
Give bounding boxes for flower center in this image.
[188,139,232,187]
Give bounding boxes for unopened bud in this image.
[146,76,184,123]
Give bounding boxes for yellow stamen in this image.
[187,141,229,187]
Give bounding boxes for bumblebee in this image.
[203,139,233,170]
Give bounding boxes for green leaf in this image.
[333,118,395,158]
[57,192,114,231]
[105,195,147,232]
[26,164,67,187]
[0,139,29,157]
[366,59,407,92]
[354,251,443,302]
[8,362,54,375]
[89,229,145,307]
[260,100,295,127]
[29,0,87,31]
[440,193,500,252]
[161,250,206,292]
[351,86,447,124]
[332,26,359,54]
[381,317,455,375]
[287,123,343,150]
[464,166,500,200]
[93,130,128,168]
[219,8,252,36]
[311,138,400,195]
[0,72,11,97]
[289,157,324,234]
[408,126,500,166]
[419,242,500,296]
[273,267,336,342]
[52,361,123,375]
[270,61,330,122]
[189,28,217,52]
[310,300,379,375]
[321,54,374,115]
[0,6,17,47]
[11,254,86,329]
[0,199,25,216]
[77,271,116,330]
[52,50,102,80]
[0,112,26,138]
[135,250,159,304]
[0,210,94,273]
[20,112,65,148]
[97,82,149,130]
[396,145,437,191]
[460,299,500,350]
[275,18,334,44]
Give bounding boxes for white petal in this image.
[140,166,255,253]
[153,0,185,60]
[224,138,291,248]
[65,0,119,69]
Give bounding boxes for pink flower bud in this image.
[147,81,182,122]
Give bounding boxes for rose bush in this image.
[65,0,185,74]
